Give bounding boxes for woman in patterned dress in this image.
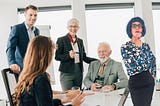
[121,17,156,106]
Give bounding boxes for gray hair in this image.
[67,18,80,27]
[98,42,111,52]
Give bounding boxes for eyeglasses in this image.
[131,24,142,29]
[68,25,79,28]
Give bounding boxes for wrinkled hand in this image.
[61,96,71,103]
[66,90,80,99]
[10,64,20,73]
[53,90,81,103]
[100,85,114,92]
[69,50,75,58]
[71,93,85,106]
[90,83,101,91]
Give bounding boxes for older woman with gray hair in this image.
[55,18,96,91]
[121,17,156,106]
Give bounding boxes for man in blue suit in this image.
[6,5,40,74]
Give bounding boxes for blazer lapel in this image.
[92,61,101,81]
[77,39,83,60]
[103,60,113,85]
[34,27,39,35]
[77,39,81,52]
[65,34,73,51]
[22,23,30,42]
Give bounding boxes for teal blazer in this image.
[83,59,128,89]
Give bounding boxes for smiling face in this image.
[24,8,38,28]
[131,22,143,39]
[97,43,111,63]
[67,19,80,37]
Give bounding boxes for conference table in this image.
[81,88,160,106]
[52,85,160,106]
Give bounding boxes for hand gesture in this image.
[10,64,20,73]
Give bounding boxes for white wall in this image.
[0,3,18,99]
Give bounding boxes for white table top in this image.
[81,88,160,106]
[82,88,124,106]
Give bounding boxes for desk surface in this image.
[81,89,160,106]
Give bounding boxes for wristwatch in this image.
[111,84,116,90]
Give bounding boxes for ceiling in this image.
[0,0,71,7]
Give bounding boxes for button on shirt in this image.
[121,41,156,77]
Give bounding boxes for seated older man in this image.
[83,42,128,92]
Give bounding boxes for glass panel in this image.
[86,8,134,62]
[153,10,160,78]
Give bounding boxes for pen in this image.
[68,50,79,54]
[75,52,79,54]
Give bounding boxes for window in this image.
[153,9,160,77]
[86,8,134,63]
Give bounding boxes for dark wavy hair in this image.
[126,17,146,39]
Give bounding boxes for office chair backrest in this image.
[1,68,18,106]
[118,87,129,106]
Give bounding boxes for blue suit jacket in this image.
[6,22,40,70]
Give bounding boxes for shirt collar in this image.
[24,22,35,31]
[68,33,78,45]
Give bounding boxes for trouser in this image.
[129,71,155,106]
[60,63,83,91]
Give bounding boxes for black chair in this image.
[118,87,129,106]
[1,68,18,106]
